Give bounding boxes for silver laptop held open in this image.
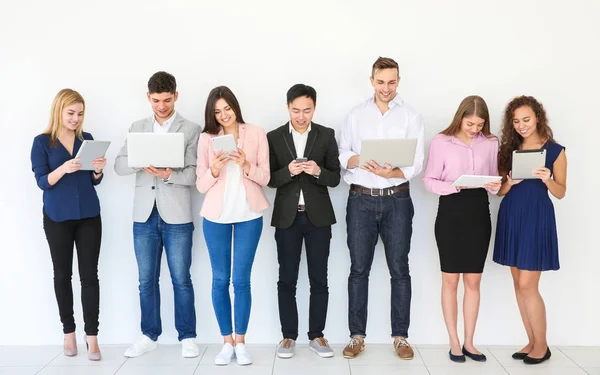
[127,133,185,168]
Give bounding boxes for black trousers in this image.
[275,211,331,340]
[43,212,102,335]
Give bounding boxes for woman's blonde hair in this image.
[44,89,85,147]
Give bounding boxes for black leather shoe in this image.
[523,347,551,365]
[512,351,529,360]
[462,346,487,362]
[449,350,466,363]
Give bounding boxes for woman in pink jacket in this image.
[196,86,270,366]
[423,96,501,363]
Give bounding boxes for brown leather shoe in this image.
[343,336,365,359]
[394,337,414,360]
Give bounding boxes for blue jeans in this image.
[346,189,414,338]
[203,217,263,336]
[133,207,196,341]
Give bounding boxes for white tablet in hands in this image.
[74,140,111,170]
[451,175,502,187]
[212,134,237,153]
[511,149,546,180]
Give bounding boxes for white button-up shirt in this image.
[290,122,312,205]
[153,111,177,133]
[338,95,425,188]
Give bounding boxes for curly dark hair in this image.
[498,95,555,175]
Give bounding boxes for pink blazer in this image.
[196,123,270,220]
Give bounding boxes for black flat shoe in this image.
[449,350,466,363]
[462,346,487,362]
[523,347,551,365]
[512,351,529,360]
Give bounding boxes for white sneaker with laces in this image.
[235,343,253,365]
[214,343,235,365]
[124,335,157,358]
[181,338,200,358]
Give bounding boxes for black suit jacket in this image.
[267,122,341,228]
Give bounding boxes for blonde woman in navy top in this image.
[30,89,106,361]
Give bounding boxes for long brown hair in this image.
[498,96,555,174]
[203,86,245,135]
[440,95,495,138]
[44,89,85,147]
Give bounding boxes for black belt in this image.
[350,182,409,196]
[298,204,306,212]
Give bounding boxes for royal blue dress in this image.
[493,141,565,271]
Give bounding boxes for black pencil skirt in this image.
[434,188,491,273]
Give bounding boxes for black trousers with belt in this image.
[275,211,331,340]
[43,212,102,335]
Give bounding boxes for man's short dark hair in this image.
[286,84,317,106]
[148,71,177,94]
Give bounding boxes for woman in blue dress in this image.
[494,96,567,365]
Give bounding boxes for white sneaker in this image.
[124,335,157,358]
[181,338,200,358]
[235,343,252,366]
[214,343,235,365]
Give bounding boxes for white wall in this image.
[1,0,598,346]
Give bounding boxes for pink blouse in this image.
[423,133,499,196]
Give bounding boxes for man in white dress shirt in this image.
[338,57,425,360]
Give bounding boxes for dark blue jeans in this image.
[133,207,196,341]
[203,217,263,336]
[346,189,414,338]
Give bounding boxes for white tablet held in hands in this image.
[211,134,237,153]
[74,140,111,170]
[359,138,417,168]
[127,133,184,168]
[512,149,546,180]
[451,174,502,187]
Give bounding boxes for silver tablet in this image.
[512,149,546,180]
[127,133,184,168]
[211,134,237,153]
[74,140,111,170]
[359,138,417,168]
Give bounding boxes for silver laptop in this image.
[127,133,184,168]
[359,138,417,168]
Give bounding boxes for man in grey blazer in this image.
[115,71,201,358]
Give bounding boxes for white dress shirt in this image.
[338,95,425,189]
[152,111,177,133]
[290,122,312,206]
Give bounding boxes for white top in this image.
[290,122,312,206]
[212,162,262,224]
[338,95,425,189]
[152,111,177,133]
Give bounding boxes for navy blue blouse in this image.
[31,132,103,222]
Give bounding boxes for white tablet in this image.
[127,133,184,168]
[74,140,111,170]
[512,149,546,180]
[451,174,502,187]
[212,134,237,153]
[359,138,417,168]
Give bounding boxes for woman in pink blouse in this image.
[423,96,501,363]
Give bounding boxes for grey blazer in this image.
[114,113,201,224]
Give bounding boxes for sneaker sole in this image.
[342,345,365,359]
[124,346,157,358]
[277,352,294,359]
[309,346,334,358]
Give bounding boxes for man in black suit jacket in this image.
[267,84,341,359]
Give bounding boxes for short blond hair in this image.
[44,89,85,147]
[371,57,399,77]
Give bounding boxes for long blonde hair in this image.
[44,89,85,147]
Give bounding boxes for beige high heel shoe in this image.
[63,334,77,357]
[84,334,102,361]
